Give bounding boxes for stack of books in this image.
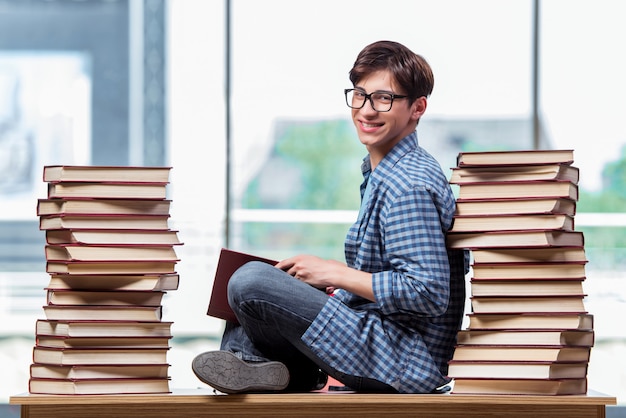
[28,166,181,395]
[446,150,594,395]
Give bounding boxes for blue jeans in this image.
[220,261,396,392]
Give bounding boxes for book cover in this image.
[43,305,163,321]
[46,260,178,275]
[451,377,587,395]
[470,296,587,314]
[46,273,180,291]
[46,289,166,307]
[449,164,579,184]
[45,229,182,245]
[30,363,170,379]
[28,377,171,395]
[471,262,587,280]
[39,214,171,230]
[450,213,575,233]
[207,248,278,323]
[446,230,584,249]
[471,247,587,264]
[456,149,574,167]
[466,313,594,331]
[32,346,170,365]
[457,180,578,201]
[451,345,591,362]
[456,329,595,346]
[43,165,171,183]
[447,360,588,379]
[454,197,576,217]
[37,198,172,216]
[470,279,585,297]
[44,244,179,262]
[35,320,173,338]
[47,182,168,199]
[35,335,172,349]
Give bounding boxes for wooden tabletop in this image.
[10,388,617,406]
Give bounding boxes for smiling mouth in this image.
[360,121,383,128]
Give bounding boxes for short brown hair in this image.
[349,40,434,103]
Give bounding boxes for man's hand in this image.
[275,255,375,301]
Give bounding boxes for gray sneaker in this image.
[192,350,290,394]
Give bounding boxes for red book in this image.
[470,295,587,314]
[39,214,171,230]
[43,165,171,183]
[466,313,594,331]
[447,360,588,379]
[449,164,579,184]
[206,248,277,323]
[43,305,164,322]
[28,377,171,395]
[455,149,574,167]
[45,229,182,245]
[449,213,575,233]
[44,244,179,262]
[47,182,168,199]
[46,260,177,275]
[32,346,170,365]
[37,198,172,216]
[456,180,578,201]
[446,230,584,250]
[470,262,586,280]
[451,377,587,395]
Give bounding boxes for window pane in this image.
[231,0,533,256]
[541,0,626,400]
[0,0,136,402]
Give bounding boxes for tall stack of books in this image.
[28,166,182,395]
[446,150,594,395]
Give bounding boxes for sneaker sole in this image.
[192,351,289,394]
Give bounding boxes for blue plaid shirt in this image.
[302,132,468,393]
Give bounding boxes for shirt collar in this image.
[361,131,419,180]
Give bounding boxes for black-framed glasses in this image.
[344,88,408,112]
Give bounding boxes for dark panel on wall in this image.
[0,0,130,165]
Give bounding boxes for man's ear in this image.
[411,96,427,121]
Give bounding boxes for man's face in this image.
[350,70,425,164]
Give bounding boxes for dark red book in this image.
[206,248,277,323]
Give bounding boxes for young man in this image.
[192,40,468,394]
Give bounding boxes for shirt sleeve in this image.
[371,184,452,317]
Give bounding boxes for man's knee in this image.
[228,261,275,301]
